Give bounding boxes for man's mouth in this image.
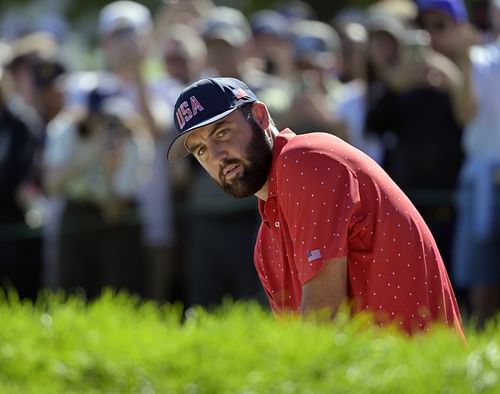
[222,163,240,180]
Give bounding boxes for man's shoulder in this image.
[277,131,350,159]
[272,131,359,180]
[274,130,380,181]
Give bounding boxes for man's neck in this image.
[255,182,269,201]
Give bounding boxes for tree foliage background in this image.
[0,0,488,41]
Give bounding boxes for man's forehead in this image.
[186,125,211,144]
[188,111,241,140]
[185,115,233,147]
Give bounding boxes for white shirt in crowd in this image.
[465,41,500,158]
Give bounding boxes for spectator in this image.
[248,10,294,83]
[98,1,177,301]
[201,6,252,79]
[157,24,206,89]
[281,19,348,139]
[180,6,265,308]
[452,0,500,328]
[416,0,478,124]
[0,43,42,299]
[43,80,153,300]
[364,5,476,275]
[6,31,58,109]
[153,23,205,302]
[28,55,68,290]
[330,8,367,83]
[246,9,296,122]
[331,14,385,163]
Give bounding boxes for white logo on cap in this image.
[176,96,204,129]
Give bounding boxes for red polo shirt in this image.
[255,129,464,336]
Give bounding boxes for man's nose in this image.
[208,140,227,164]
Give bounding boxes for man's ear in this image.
[250,101,270,130]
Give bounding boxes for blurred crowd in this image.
[1,0,500,328]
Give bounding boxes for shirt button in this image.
[274,221,280,228]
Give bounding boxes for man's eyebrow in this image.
[186,119,231,153]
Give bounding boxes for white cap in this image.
[98,1,153,36]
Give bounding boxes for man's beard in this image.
[217,121,273,198]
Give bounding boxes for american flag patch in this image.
[307,249,322,262]
[232,87,249,99]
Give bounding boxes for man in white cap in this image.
[98,1,177,301]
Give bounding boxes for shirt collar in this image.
[258,128,296,224]
[267,128,296,198]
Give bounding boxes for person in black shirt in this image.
[364,8,476,274]
[0,65,41,299]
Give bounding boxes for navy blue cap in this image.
[168,77,257,162]
[416,0,468,23]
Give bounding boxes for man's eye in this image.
[216,129,228,138]
[196,147,206,157]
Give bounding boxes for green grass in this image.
[0,290,499,394]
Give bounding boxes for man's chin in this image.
[222,180,256,198]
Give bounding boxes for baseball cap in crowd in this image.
[167,77,257,162]
[202,6,251,48]
[250,10,289,39]
[289,20,340,67]
[364,11,407,41]
[416,0,468,22]
[98,0,153,36]
[8,32,58,70]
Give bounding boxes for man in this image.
[167,77,464,337]
[97,1,177,301]
[0,43,41,299]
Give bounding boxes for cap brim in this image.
[167,106,239,162]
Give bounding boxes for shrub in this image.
[0,290,498,393]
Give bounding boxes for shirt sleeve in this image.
[276,149,360,285]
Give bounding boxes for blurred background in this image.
[1,0,499,330]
